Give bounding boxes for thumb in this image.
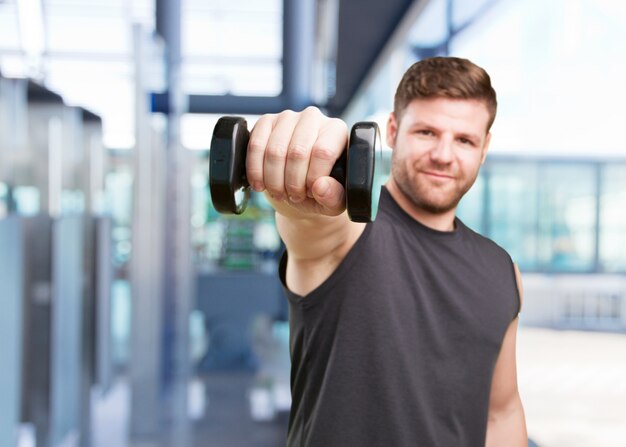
[311,176,345,215]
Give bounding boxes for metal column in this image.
[0,217,24,447]
[130,24,166,441]
[156,0,193,444]
[152,0,317,115]
[282,0,316,111]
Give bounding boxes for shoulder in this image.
[458,219,510,258]
[457,219,522,312]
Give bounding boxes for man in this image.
[246,57,527,446]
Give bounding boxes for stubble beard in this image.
[391,155,477,215]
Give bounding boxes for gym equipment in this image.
[209,116,384,222]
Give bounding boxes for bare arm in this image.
[247,107,365,295]
[485,264,528,446]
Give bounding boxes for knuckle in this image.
[265,181,280,191]
[311,144,336,162]
[247,138,266,154]
[265,183,284,196]
[246,167,263,181]
[287,143,309,161]
[284,180,304,194]
[278,109,296,120]
[266,142,288,162]
[303,105,321,116]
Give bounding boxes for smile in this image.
[422,171,454,180]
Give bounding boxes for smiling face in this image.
[386,97,492,218]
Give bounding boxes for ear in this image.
[480,132,492,165]
[386,112,398,149]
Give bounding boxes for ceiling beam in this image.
[325,0,425,116]
[153,0,429,117]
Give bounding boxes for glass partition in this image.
[457,159,625,273]
[456,170,486,234]
[599,164,626,272]
[537,163,597,272]
[488,161,540,271]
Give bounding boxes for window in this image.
[182,0,282,96]
[459,159,620,274]
[599,164,626,272]
[536,164,597,272]
[456,170,485,233]
[486,161,539,270]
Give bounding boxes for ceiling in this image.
[0,0,426,145]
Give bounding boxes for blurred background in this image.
[1,0,625,446]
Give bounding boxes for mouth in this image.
[422,170,454,180]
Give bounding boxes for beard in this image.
[391,152,478,215]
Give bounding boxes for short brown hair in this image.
[393,57,497,131]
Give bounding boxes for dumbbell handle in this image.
[210,116,378,222]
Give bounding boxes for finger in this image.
[284,107,323,203]
[306,118,348,198]
[311,176,346,216]
[247,114,275,192]
[263,110,299,200]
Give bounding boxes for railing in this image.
[521,274,626,332]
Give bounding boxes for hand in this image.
[246,106,349,217]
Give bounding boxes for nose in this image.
[430,134,454,164]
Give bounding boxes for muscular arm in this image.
[247,107,365,296]
[485,264,528,446]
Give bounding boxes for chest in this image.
[334,229,515,355]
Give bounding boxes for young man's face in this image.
[386,97,492,215]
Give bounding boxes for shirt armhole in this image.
[508,257,523,317]
[277,222,374,307]
[278,250,304,302]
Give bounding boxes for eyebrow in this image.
[456,132,481,143]
[409,122,482,143]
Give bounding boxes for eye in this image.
[458,137,475,146]
[415,129,434,136]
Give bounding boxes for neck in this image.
[385,180,457,232]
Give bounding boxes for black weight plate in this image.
[209,116,251,214]
[346,122,379,222]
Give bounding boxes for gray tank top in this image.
[279,187,520,447]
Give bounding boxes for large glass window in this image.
[536,164,597,272]
[487,161,540,270]
[458,159,622,274]
[182,0,282,96]
[456,170,485,234]
[599,164,626,272]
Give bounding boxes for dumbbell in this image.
[209,116,384,222]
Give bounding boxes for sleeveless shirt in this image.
[279,187,520,447]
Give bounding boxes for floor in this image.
[192,371,289,447]
[89,327,626,447]
[517,327,626,447]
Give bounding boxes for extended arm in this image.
[247,107,365,296]
[485,264,528,446]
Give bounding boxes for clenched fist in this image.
[247,106,349,217]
